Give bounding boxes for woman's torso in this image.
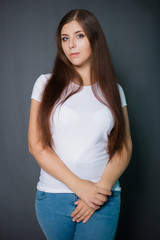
[31,73,124,193]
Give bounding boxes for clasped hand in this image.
[71,180,112,223]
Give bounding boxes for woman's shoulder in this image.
[42,73,52,79]
[117,82,123,91]
[116,82,127,107]
[35,73,52,86]
[31,73,52,102]
[39,73,52,82]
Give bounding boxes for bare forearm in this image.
[97,143,132,190]
[29,144,81,192]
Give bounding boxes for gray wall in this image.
[1,0,160,239]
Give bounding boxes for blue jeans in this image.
[35,190,121,240]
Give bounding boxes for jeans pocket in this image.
[36,190,48,200]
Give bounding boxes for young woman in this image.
[28,9,132,240]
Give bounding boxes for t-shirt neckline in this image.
[71,81,97,88]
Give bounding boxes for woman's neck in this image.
[74,63,92,86]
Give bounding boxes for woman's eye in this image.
[61,37,68,41]
[77,34,84,38]
[61,34,84,42]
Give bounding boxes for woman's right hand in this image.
[74,179,112,210]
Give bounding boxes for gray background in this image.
[0,0,160,239]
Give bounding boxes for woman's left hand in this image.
[71,199,96,223]
[71,182,111,223]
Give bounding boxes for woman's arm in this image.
[96,106,132,190]
[28,99,109,209]
[70,106,132,223]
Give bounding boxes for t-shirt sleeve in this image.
[31,74,48,102]
[117,83,127,107]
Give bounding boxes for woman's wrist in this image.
[69,176,83,193]
[95,179,112,192]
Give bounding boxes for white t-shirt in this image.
[31,73,127,193]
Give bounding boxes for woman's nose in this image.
[68,37,76,49]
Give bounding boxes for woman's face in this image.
[61,20,92,68]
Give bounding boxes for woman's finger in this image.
[92,198,104,206]
[83,211,95,223]
[76,209,93,222]
[73,206,87,221]
[89,202,100,210]
[96,194,108,203]
[97,187,112,196]
[71,204,83,217]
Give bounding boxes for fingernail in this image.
[72,219,75,222]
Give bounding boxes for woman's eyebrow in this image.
[61,30,84,36]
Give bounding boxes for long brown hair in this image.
[38,9,126,159]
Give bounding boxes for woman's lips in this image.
[70,52,79,56]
